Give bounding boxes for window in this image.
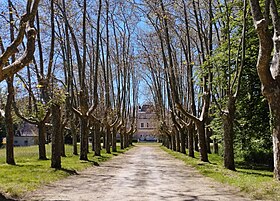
[147,123,149,128]
[141,123,144,128]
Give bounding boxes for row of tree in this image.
[134,0,277,180]
[0,0,138,169]
[0,0,280,181]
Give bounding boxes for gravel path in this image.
[23,144,252,201]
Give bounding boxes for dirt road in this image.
[24,144,251,201]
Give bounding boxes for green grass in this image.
[161,146,280,201]
[0,144,131,198]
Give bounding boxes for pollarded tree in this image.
[0,0,40,165]
[249,0,280,180]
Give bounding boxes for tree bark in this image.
[0,0,39,81]
[175,128,180,152]
[5,77,15,165]
[194,131,199,152]
[196,122,209,162]
[80,114,88,160]
[71,120,78,155]
[112,127,117,152]
[222,96,236,170]
[94,123,101,156]
[120,132,124,150]
[206,128,212,154]
[51,103,62,169]
[90,128,95,151]
[222,114,235,170]
[105,125,111,154]
[180,128,186,154]
[171,134,176,151]
[38,123,47,160]
[61,130,66,157]
[269,96,280,179]
[188,123,195,157]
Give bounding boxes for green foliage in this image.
[209,2,272,167]
[234,17,271,166]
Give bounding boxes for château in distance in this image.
[134,103,158,142]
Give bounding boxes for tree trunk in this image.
[105,126,111,154]
[38,123,47,160]
[71,120,78,155]
[126,133,130,147]
[222,96,236,170]
[51,104,62,169]
[5,77,15,165]
[61,130,66,157]
[194,131,199,151]
[175,128,180,152]
[80,115,88,160]
[120,133,124,149]
[123,133,127,148]
[171,134,176,151]
[180,129,186,154]
[196,122,209,162]
[102,130,106,149]
[124,131,129,148]
[222,114,235,170]
[168,135,172,149]
[129,134,133,145]
[112,127,117,152]
[188,124,195,157]
[90,128,95,151]
[268,95,280,179]
[185,130,188,149]
[206,127,212,154]
[94,123,101,156]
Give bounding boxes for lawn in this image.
[0,144,131,199]
[162,146,280,201]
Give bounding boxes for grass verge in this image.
[0,144,132,199]
[161,146,280,201]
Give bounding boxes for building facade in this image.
[133,104,158,142]
[12,122,38,146]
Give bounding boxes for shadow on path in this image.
[0,193,17,201]
[24,144,252,201]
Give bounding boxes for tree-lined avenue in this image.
[24,144,251,201]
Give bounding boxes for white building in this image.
[134,104,158,142]
[14,122,38,146]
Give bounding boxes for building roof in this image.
[139,104,154,113]
[16,122,38,137]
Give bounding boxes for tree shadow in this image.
[0,193,17,201]
[236,169,272,177]
[15,164,43,168]
[236,161,273,171]
[87,160,100,166]
[56,168,79,175]
[38,158,49,161]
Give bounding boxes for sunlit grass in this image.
[162,146,280,201]
[0,144,131,198]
